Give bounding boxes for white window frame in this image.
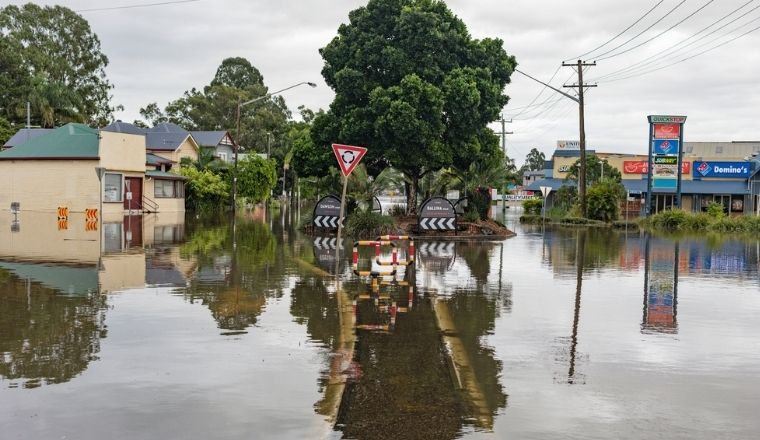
[103,172,123,203]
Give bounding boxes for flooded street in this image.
[1,207,759,439]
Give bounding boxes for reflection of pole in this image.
[336,174,349,253]
[568,229,585,383]
[498,242,504,296]
[642,234,650,327]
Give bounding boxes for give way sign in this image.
[332,144,367,177]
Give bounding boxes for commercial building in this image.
[527,141,760,216]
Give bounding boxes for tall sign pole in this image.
[646,115,686,216]
[332,144,368,247]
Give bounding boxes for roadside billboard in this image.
[623,160,690,175]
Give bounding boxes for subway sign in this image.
[693,161,750,178]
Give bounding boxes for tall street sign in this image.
[646,115,686,216]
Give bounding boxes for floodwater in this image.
[1,207,759,440]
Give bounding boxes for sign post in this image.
[646,115,686,216]
[332,143,367,244]
[540,185,551,224]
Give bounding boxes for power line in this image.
[593,1,760,82]
[76,0,201,13]
[566,0,665,62]
[506,64,561,119]
[596,0,717,61]
[601,21,760,83]
[591,0,687,60]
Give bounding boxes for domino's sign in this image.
[693,161,750,178]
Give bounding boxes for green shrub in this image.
[345,210,396,238]
[388,204,406,217]
[519,214,542,224]
[560,217,605,226]
[462,209,480,222]
[706,201,726,219]
[586,179,625,222]
[546,206,567,219]
[612,220,639,230]
[522,198,543,215]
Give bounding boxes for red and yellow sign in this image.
[57,206,69,220]
[653,123,680,139]
[85,208,98,221]
[85,220,98,232]
[623,160,690,175]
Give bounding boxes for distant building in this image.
[522,170,545,187]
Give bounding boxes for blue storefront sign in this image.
[693,161,750,178]
[651,139,679,155]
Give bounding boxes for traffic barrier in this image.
[376,235,415,266]
[57,206,69,220]
[352,240,397,277]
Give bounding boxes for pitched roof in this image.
[0,123,99,160]
[148,122,188,134]
[190,130,228,147]
[146,132,192,151]
[146,153,174,166]
[102,121,146,135]
[3,128,53,148]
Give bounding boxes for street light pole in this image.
[232,81,317,213]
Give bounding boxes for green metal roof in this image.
[0,123,99,160]
[146,170,187,180]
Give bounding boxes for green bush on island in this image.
[522,198,543,215]
[586,179,626,222]
[344,210,396,239]
[640,209,760,233]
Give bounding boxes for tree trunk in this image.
[406,175,419,215]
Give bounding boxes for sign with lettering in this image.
[313,195,343,229]
[623,161,690,174]
[556,140,580,150]
[649,115,687,124]
[653,123,680,139]
[653,156,678,180]
[693,161,750,178]
[652,139,679,155]
[418,197,456,231]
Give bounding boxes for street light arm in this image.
[240,81,317,107]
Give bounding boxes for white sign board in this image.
[556,140,580,150]
[540,186,551,198]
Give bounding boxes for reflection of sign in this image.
[652,139,679,155]
[645,240,677,332]
[693,161,750,178]
[623,161,690,174]
[418,197,456,231]
[653,123,680,139]
[332,144,367,177]
[556,140,580,150]
[313,195,343,229]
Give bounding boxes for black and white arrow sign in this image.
[313,237,341,249]
[313,215,344,229]
[419,217,456,230]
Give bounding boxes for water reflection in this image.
[643,236,679,334]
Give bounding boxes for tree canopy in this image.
[566,154,621,185]
[522,148,546,172]
[312,0,516,212]
[0,4,114,127]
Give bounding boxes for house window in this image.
[154,179,185,198]
[104,173,122,202]
[218,152,228,162]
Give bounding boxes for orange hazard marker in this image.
[85,208,98,221]
[57,206,69,220]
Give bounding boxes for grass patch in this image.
[640,209,760,233]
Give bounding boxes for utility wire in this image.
[76,0,201,13]
[596,0,716,61]
[508,64,562,119]
[591,0,687,60]
[601,22,760,83]
[593,1,759,82]
[566,0,665,62]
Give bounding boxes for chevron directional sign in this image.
[418,197,457,231]
[313,195,344,230]
[418,242,455,256]
[313,237,341,249]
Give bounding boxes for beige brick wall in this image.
[0,160,100,213]
[99,131,146,172]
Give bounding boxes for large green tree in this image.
[566,154,621,185]
[522,148,545,172]
[0,4,114,127]
[313,0,516,213]
[138,57,290,165]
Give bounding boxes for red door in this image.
[124,177,143,210]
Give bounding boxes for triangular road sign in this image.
[539,186,551,198]
[332,144,367,177]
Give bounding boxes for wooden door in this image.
[124,177,143,210]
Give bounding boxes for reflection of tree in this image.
[338,301,465,440]
[180,217,280,333]
[290,276,339,350]
[0,269,107,388]
[459,242,493,285]
[444,290,507,415]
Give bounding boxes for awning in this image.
[146,170,187,180]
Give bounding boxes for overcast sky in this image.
[12,0,760,164]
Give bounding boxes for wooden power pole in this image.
[562,60,596,218]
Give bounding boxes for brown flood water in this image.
[1,207,759,439]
